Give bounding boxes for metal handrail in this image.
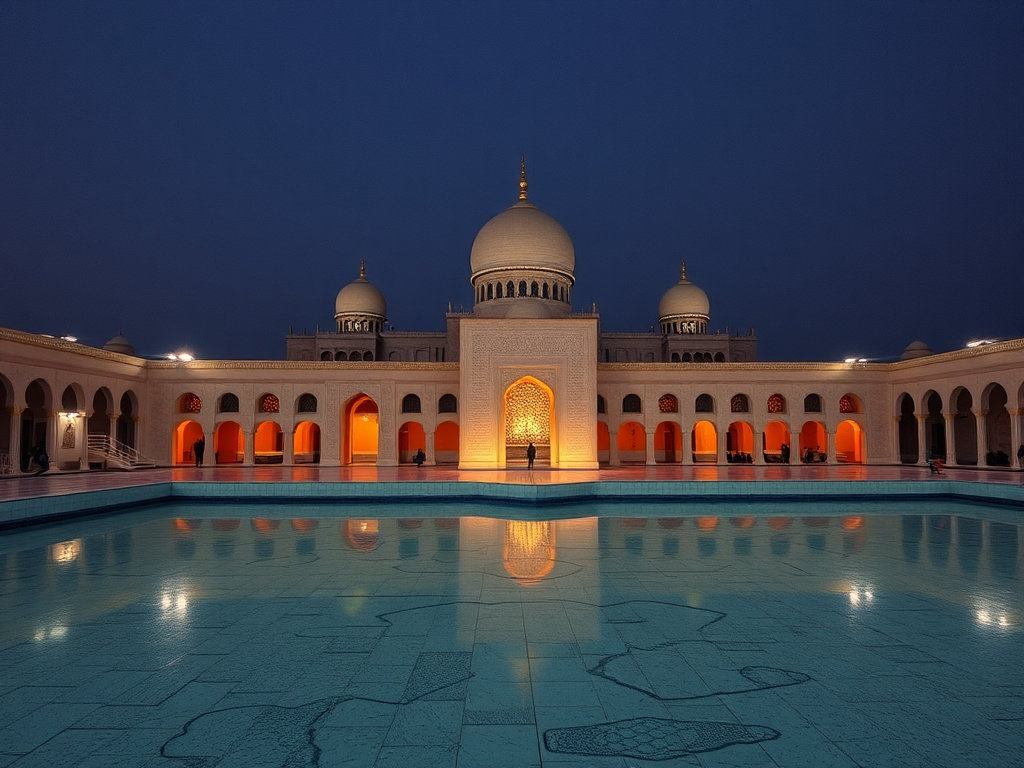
[87,434,155,470]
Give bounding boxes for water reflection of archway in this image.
[503,520,555,584]
[503,377,553,467]
[343,394,379,465]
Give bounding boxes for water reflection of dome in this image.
[345,519,379,551]
[253,519,280,532]
[503,520,555,584]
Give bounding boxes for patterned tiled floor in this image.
[0,503,1021,767]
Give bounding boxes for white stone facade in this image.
[2,326,1022,472]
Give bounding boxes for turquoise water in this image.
[0,500,1022,767]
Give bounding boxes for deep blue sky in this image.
[2,2,1022,361]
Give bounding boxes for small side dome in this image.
[901,339,934,361]
[658,263,710,318]
[335,261,387,319]
[658,263,710,335]
[103,334,135,355]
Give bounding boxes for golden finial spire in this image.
[680,261,687,281]
[359,259,366,278]
[519,156,528,200]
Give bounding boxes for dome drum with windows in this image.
[658,263,710,334]
[471,159,575,319]
[335,260,387,333]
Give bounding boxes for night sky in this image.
[2,2,1022,362]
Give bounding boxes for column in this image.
[974,409,988,466]
[753,428,764,465]
[79,413,90,470]
[608,423,619,466]
[944,413,957,465]
[825,428,835,465]
[425,430,436,466]
[8,406,23,473]
[716,424,727,465]
[1009,409,1022,469]
[109,414,119,444]
[45,410,58,469]
[680,428,690,465]
[131,415,141,452]
[283,426,294,466]
[243,429,254,466]
[645,429,656,466]
[916,414,927,465]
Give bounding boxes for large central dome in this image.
[469,165,575,281]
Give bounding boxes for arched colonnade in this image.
[0,369,141,474]
[895,381,1024,467]
[597,390,868,465]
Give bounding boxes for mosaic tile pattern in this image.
[544,717,780,760]
[1,501,1023,767]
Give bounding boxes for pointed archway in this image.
[343,394,379,465]
[503,377,554,467]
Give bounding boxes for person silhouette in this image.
[526,442,537,470]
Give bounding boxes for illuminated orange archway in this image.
[173,420,204,465]
[214,421,243,464]
[616,421,646,464]
[763,421,791,463]
[503,377,554,467]
[691,420,717,463]
[597,421,610,464]
[293,421,321,463]
[435,421,459,464]
[654,422,682,463]
[798,421,827,462]
[727,421,753,462]
[254,421,283,463]
[836,419,864,463]
[343,394,379,465]
[398,421,426,463]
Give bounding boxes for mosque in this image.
[0,164,1021,473]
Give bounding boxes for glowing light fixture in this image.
[966,339,994,348]
[59,335,78,342]
[58,411,85,420]
[843,357,868,363]
[168,352,195,362]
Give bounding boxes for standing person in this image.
[526,442,536,470]
[193,436,205,467]
[1017,443,1024,468]
[781,443,790,464]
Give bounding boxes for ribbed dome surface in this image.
[658,266,710,318]
[470,200,575,278]
[900,339,934,360]
[335,266,386,318]
[102,335,135,355]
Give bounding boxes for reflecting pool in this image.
[1,500,1022,767]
